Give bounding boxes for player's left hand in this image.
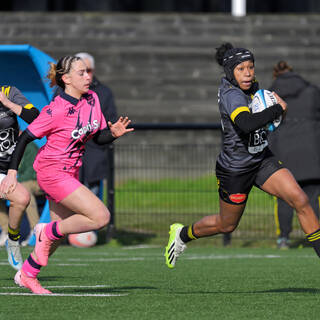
[109,117,134,138]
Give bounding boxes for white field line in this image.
[0,292,127,297]
[0,284,127,297]
[0,253,316,267]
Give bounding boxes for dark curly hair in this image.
[215,42,234,66]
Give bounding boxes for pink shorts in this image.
[36,169,82,203]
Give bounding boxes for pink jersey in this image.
[27,90,107,176]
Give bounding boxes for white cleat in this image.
[164,223,187,268]
[6,238,23,271]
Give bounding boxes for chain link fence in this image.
[108,125,304,244]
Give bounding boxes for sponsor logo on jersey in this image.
[71,120,99,139]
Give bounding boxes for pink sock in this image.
[45,221,64,240]
[22,254,42,278]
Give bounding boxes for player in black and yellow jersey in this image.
[165,43,320,268]
[0,85,39,271]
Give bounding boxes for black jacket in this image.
[79,77,118,184]
[268,72,320,182]
[54,77,118,184]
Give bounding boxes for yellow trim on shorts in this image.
[230,106,250,123]
[23,103,35,110]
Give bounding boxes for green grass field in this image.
[1,244,319,320]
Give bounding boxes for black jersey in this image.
[217,78,268,172]
[0,85,35,174]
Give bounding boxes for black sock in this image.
[180,225,197,243]
[306,228,320,258]
[8,225,20,241]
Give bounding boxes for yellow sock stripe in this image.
[187,225,197,240]
[307,230,320,238]
[273,196,280,236]
[307,229,320,237]
[308,234,320,242]
[8,226,20,235]
[307,231,320,241]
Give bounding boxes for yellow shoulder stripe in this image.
[230,106,250,122]
[1,86,11,96]
[23,103,35,110]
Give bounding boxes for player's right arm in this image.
[0,86,39,123]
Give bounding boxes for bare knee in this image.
[94,209,110,230]
[220,224,237,234]
[13,189,30,209]
[288,189,309,212]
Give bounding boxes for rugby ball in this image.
[68,231,97,248]
[251,89,282,131]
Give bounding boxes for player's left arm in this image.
[226,89,283,133]
[235,105,283,134]
[0,86,39,124]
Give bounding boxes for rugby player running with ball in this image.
[165,43,320,268]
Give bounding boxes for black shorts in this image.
[216,152,284,205]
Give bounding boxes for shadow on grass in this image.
[96,226,156,246]
[116,229,156,246]
[174,287,320,295]
[260,287,320,294]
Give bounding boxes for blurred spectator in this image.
[269,61,320,249]
[75,52,118,197]
[55,52,118,198]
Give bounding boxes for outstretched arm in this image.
[93,116,134,145]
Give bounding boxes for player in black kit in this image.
[165,43,320,268]
[0,86,39,271]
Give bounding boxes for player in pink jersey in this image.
[0,55,133,294]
